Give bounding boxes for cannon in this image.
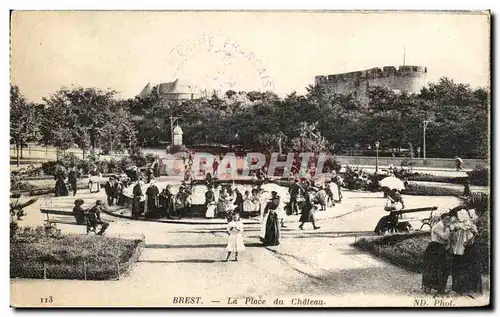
[374,206,438,235]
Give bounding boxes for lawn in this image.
[10,226,144,280]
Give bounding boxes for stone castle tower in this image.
[315,65,427,102]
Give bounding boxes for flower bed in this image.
[10,226,144,280]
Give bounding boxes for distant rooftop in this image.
[137,79,204,99]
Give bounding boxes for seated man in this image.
[86,200,110,235]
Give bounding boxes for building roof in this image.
[156,79,180,94]
[138,82,153,98]
[137,79,201,99]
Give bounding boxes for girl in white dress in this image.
[225,213,245,261]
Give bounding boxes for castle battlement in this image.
[315,65,427,84]
[314,65,428,102]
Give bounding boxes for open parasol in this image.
[379,176,405,191]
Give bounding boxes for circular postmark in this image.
[166,34,274,94]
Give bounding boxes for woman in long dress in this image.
[217,187,229,218]
[422,213,452,294]
[260,208,280,246]
[450,209,482,295]
[260,192,281,246]
[225,213,245,261]
[54,176,69,197]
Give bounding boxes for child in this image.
[225,213,245,261]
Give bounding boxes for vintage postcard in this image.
[9,10,491,308]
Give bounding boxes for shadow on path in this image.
[138,259,219,264]
[144,243,263,249]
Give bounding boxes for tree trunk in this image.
[16,142,20,167]
[82,148,86,160]
[20,144,24,159]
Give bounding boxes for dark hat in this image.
[271,191,278,195]
[74,199,84,206]
[95,200,103,205]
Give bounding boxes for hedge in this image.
[403,183,464,196]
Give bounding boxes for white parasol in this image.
[379,176,405,191]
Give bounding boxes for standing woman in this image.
[225,213,245,261]
[260,207,280,246]
[422,213,452,294]
[450,209,482,296]
[299,192,320,230]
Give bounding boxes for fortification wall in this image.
[315,65,427,96]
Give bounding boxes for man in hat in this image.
[104,177,116,206]
[86,200,110,235]
[68,166,79,196]
[212,158,219,178]
[289,179,304,215]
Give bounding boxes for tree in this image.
[42,87,126,155]
[10,86,41,166]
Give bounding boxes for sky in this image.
[10,11,490,102]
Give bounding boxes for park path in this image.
[11,190,489,307]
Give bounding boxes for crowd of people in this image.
[53,152,485,299]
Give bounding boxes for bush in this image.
[11,165,45,178]
[10,181,39,192]
[129,148,147,167]
[323,156,342,173]
[467,165,489,186]
[41,161,59,176]
[58,152,83,169]
[145,153,159,165]
[119,156,133,171]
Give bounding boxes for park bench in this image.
[375,206,438,235]
[419,207,439,230]
[40,208,96,234]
